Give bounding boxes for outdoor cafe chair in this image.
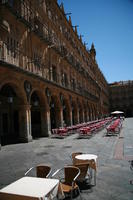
[74,161,91,184]
[25,164,51,178]
[71,152,83,165]
[52,166,82,200]
[73,156,97,186]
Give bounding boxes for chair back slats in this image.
[74,163,89,181]
[36,165,51,178]
[74,158,96,171]
[64,166,80,185]
[71,152,82,165]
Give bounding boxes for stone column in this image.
[69,110,73,126]
[90,111,92,121]
[19,105,32,142]
[41,107,51,136]
[56,108,64,127]
[82,110,85,122]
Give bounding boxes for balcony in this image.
[0,43,99,102]
[83,90,99,102]
[1,0,51,45]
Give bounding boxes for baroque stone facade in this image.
[0,0,109,149]
[109,81,133,117]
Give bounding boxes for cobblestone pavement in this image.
[0,118,133,199]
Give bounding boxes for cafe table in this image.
[0,176,59,200]
[75,153,98,162]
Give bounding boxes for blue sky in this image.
[57,0,133,83]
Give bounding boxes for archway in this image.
[93,106,97,120]
[60,93,71,126]
[88,106,91,121]
[72,102,77,125]
[84,104,88,122]
[49,95,61,129]
[50,96,56,129]
[79,104,83,123]
[30,91,41,138]
[0,84,20,145]
[126,107,132,117]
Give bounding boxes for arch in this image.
[90,104,94,121]
[91,105,95,120]
[126,107,132,117]
[30,89,47,138]
[0,83,21,145]
[30,91,41,138]
[83,102,88,122]
[87,104,91,121]
[49,94,61,129]
[78,102,83,123]
[61,95,71,126]
[71,100,78,125]
[0,79,27,104]
[93,105,97,120]
[30,88,48,108]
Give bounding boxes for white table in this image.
[75,154,98,162]
[0,177,59,200]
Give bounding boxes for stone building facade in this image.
[0,0,109,149]
[109,81,133,117]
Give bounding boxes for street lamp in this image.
[45,87,51,105]
[7,96,13,103]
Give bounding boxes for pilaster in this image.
[19,105,32,143]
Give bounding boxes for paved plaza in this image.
[0,118,133,200]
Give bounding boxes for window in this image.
[52,65,57,82]
[64,73,68,87]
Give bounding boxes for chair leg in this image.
[77,186,82,200]
[94,170,96,186]
[70,190,73,200]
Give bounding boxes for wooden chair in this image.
[71,152,83,165]
[52,166,82,200]
[25,164,51,178]
[73,158,91,184]
[74,158,97,186]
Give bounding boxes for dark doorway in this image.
[0,84,19,145]
[50,97,57,129]
[31,110,41,138]
[31,92,41,138]
[126,108,132,117]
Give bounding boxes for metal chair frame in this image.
[52,166,82,200]
[25,164,51,178]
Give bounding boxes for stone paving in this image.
[0,118,133,199]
